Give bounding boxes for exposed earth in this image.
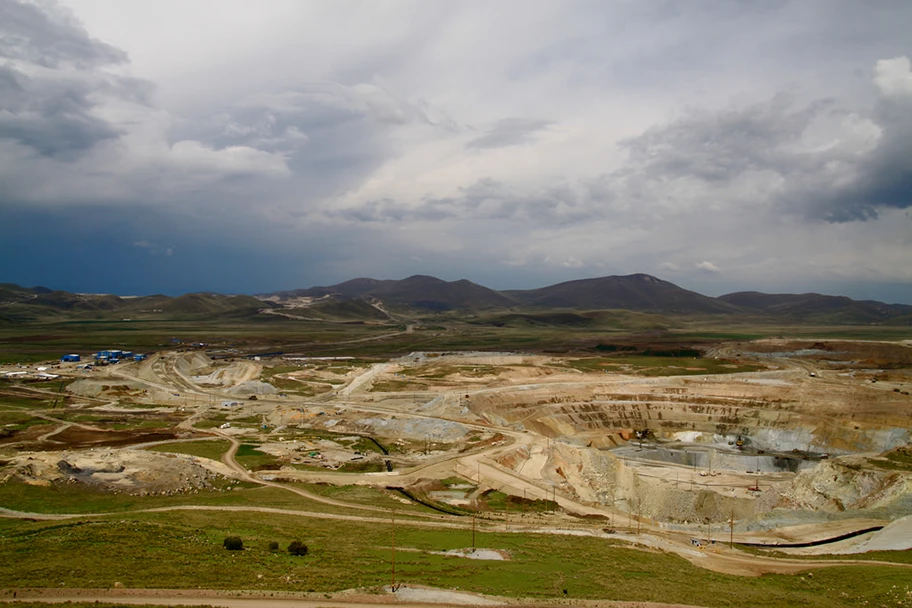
[2,338,912,588]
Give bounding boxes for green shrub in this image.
[287,540,308,556]
[223,536,243,551]
[268,541,279,552]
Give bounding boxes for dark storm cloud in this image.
[0,0,127,68]
[0,62,121,156]
[466,118,552,150]
[0,1,156,158]
[806,81,912,222]
[618,95,831,182]
[181,82,439,200]
[4,0,912,301]
[616,79,912,223]
[332,177,596,225]
[0,0,290,204]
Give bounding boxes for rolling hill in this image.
[268,274,514,311]
[3,275,911,326]
[504,273,738,314]
[0,288,275,324]
[719,292,912,324]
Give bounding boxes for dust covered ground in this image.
[2,339,912,569]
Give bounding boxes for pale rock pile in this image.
[2,448,239,495]
[354,416,470,442]
[782,456,912,512]
[191,362,253,387]
[227,381,278,396]
[68,379,145,398]
[173,352,211,376]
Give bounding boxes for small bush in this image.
[268,541,279,552]
[287,540,308,556]
[223,536,244,551]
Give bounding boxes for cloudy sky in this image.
[2,0,911,301]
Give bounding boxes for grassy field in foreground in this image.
[0,511,910,607]
[146,439,232,461]
[295,482,440,514]
[0,480,378,517]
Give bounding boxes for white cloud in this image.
[167,140,289,178]
[873,56,912,98]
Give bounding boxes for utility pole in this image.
[472,509,476,551]
[636,498,641,535]
[391,509,396,592]
[729,511,734,549]
[610,485,616,528]
[691,454,696,491]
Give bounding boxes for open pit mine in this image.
[3,338,912,569]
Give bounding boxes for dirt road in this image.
[0,587,708,608]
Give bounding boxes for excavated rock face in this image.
[493,438,912,524]
[3,448,238,494]
[467,374,912,455]
[782,457,912,512]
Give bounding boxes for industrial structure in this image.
[93,350,146,365]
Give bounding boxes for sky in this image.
[1,0,911,302]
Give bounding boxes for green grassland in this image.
[0,510,909,607]
[561,356,765,376]
[295,483,440,514]
[235,443,282,470]
[0,390,57,409]
[479,489,558,513]
[867,446,912,472]
[0,479,400,518]
[2,310,910,364]
[146,439,232,461]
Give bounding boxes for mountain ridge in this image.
[2,274,910,325]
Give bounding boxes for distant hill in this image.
[268,274,514,311]
[0,286,275,324]
[505,274,737,314]
[288,298,392,322]
[3,275,911,326]
[469,309,672,331]
[719,292,912,324]
[0,283,51,302]
[276,277,397,300]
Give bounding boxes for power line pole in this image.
[391,509,397,592]
[472,509,476,551]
